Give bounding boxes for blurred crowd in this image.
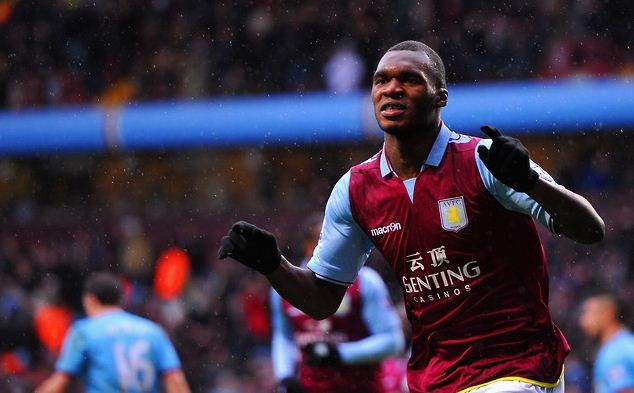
[1,0,633,109]
[0,130,632,392]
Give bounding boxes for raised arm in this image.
[478,125,604,244]
[527,178,604,243]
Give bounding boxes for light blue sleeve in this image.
[307,171,374,285]
[153,325,181,373]
[55,323,87,375]
[337,268,405,364]
[270,288,300,380]
[475,139,557,232]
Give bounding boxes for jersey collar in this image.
[380,121,452,178]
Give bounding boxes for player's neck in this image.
[600,323,624,344]
[88,305,122,318]
[384,123,440,180]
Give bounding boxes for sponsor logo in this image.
[294,319,349,347]
[370,222,402,237]
[402,260,480,293]
[401,245,481,305]
[406,252,425,272]
[438,196,468,232]
[427,245,449,267]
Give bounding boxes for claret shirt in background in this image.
[271,266,404,393]
[307,123,567,392]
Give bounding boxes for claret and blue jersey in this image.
[306,122,567,392]
[271,265,404,393]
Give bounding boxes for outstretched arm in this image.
[219,172,369,320]
[218,222,347,320]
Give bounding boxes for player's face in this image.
[371,50,445,137]
[579,298,604,339]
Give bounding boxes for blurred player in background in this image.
[579,294,634,393]
[270,213,405,393]
[218,40,605,392]
[35,272,191,393]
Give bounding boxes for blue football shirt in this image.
[594,329,634,393]
[56,310,181,393]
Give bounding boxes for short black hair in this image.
[386,40,446,89]
[83,272,123,305]
[605,293,630,325]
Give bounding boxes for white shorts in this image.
[467,377,565,393]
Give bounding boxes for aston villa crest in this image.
[438,196,468,232]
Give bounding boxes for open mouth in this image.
[380,102,406,118]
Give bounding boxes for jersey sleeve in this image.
[153,326,182,373]
[55,324,87,375]
[337,268,405,364]
[475,139,558,233]
[307,171,373,285]
[270,289,300,380]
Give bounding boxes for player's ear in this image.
[436,88,448,108]
[82,293,98,314]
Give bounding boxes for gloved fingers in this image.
[498,155,516,180]
[232,220,255,236]
[477,145,489,163]
[228,230,248,249]
[218,236,234,259]
[494,143,518,176]
[485,140,511,171]
[480,125,502,139]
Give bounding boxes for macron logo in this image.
[370,222,402,237]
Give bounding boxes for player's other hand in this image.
[477,125,539,192]
[277,377,305,393]
[301,341,341,367]
[218,221,281,275]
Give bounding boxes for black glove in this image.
[477,125,539,192]
[217,221,282,275]
[302,341,341,366]
[277,377,305,393]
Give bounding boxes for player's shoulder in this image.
[613,330,634,352]
[351,149,382,173]
[128,312,163,330]
[448,130,481,152]
[600,331,634,362]
[70,317,91,333]
[115,311,165,333]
